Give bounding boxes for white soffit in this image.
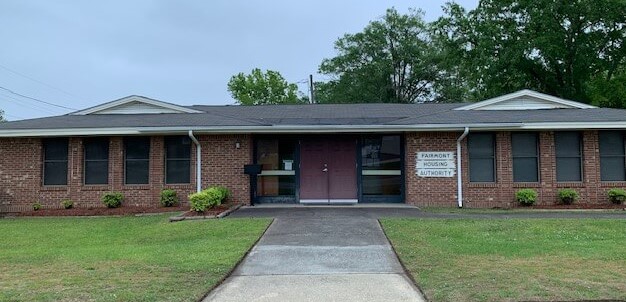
[454,89,597,111]
[71,95,202,115]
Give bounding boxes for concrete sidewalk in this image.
[204,209,425,302]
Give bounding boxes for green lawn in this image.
[381,218,626,302]
[0,215,271,302]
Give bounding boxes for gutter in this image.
[188,130,202,193]
[456,127,470,208]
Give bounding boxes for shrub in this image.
[160,189,178,207]
[607,188,626,204]
[188,189,221,212]
[558,189,579,205]
[213,186,231,202]
[516,189,538,206]
[61,199,73,209]
[33,202,42,211]
[101,192,124,208]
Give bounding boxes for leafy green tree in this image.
[0,109,5,122]
[227,68,304,105]
[317,8,439,103]
[433,0,626,103]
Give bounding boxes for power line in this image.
[0,85,77,110]
[0,91,63,115]
[0,63,80,99]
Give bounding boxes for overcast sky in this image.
[0,0,478,120]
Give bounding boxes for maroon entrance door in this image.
[300,138,357,203]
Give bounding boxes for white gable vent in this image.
[455,89,596,111]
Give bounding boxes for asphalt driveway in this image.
[204,207,426,301]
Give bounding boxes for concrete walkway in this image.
[204,208,426,302]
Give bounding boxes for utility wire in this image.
[0,63,80,99]
[0,91,63,115]
[0,85,77,110]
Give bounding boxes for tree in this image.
[227,68,304,105]
[432,0,626,103]
[0,109,5,122]
[317,8,439,103]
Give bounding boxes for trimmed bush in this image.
[214,186,231,202]
[189,189,221,212]
[160,189,178,207]
[61,199,73,209]
[558,189,579,205]
[33,202,42,211]
[101,192,124,208]
[607,188,626,204]
[516,189,538,206]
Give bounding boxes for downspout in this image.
[457,127,470,208]
[188,130,202,193]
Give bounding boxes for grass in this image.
[0,215,271,302]
[420,207,625,214]
[381,218,626,302]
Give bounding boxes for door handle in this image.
[322,163,328,172]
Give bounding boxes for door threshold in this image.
[299,199,358,205]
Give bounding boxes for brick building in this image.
[1,89,626,212]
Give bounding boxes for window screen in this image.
[468,133,496,182]
[125,137,150,184]
[554,132,582,182]
[43,138,68,185]
[165,136,191,184]
[512,132,539,182]
[599,131,626,181]
[84,138,109,184]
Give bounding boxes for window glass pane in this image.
[257,176,295,196]
[166,160,190,183]
[362,175,401,195]
[126,160,149,184]
[256,139,295,170]
[468,133,494,157]
[85,161,108,184]
[556,158,582,181]
[125,137,150,159]
[165,136,191,159]
[600,157,626,181]
[84,138,109,160]
[469,158,495,182]
[513,158,538,182]
[555,132,581,157]
[44,139,68,160]
[599,131,624,156]
[362,135,401,170]
[44,162,67,185]
[511,133,537,157]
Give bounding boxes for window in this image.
[511,132,539,182]
[361,135,402,196]
[165,136,191,184]
[555,132,582,182]
[256,138,296,196]
[468,133,496,182]
[43,138,68,185]
[84,138,109,184]
[125,137,150,184]
[599,131,626,181]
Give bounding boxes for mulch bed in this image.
[520,203,626,210]
[14,205,188,217]
[181,205,232,217]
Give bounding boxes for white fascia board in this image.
[3,122,626,137]
[71,96,202,115]
[454,89,597,110]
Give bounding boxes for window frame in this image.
[124,137,151,185]
[83,137,110,185]
[42,138,69,186]
[468,132,497,183]
[164,136,192,184]
[599,131,626,181]
[511,132,540,183]
[554,131,583,182]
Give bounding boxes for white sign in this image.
[416,152,456,178]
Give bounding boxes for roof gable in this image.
[454,89,596,111]
[71,95,202,115]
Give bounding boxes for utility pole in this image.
[309,74,315,104]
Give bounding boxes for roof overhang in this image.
[3,122,626,137]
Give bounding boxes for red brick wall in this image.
[0,135,252,212]
[405,130,624,208]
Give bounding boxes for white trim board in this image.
[454,89,597,111]
[71,95,202,115]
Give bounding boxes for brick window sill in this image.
[513,182,541,188]
[123,185,151,190]
[164,184,194,189]
[468,182,499,188]
[556,182,585,188]
[81,185,112,191]
[41,185,69,191]
[600,181,626,188]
